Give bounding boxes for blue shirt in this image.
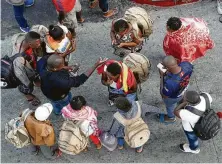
[162,62,193,98]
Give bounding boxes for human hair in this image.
[58,11,65,24]
[48,25,64,41]
[185,91,201,105]
[166,17,182,31]
[106,63,121,76]
[47,54,64,70]
[114,97,132,112]
[25,31,40,43]
[113,19,129,33]
[70,96,87,110]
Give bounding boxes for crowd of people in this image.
[3,0,221,160]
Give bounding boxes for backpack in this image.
[123,52,151,84]
[187,93,221,140]
[1,53,29,89]
[114,101,150,148]
[11,25,48,55]
[124,7,153,40]
[5,108,33,148]
[58,120,88,155]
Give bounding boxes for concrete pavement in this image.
[1,0,222,163]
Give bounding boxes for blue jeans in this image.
[13,5,29,28]
[184,129,199,150]
[90,0,109,12]
[163,96,182,118]
[49,92,72,115]
[109,87,137,103]
[117,137,142,150]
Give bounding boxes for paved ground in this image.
[1,0,222,163]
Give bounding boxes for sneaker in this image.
[20,27,30,33]
[108,100,114,107]
[218,0,222,14]
[24,0,35,7]
[118,145,124,150]
[179,143,200,154]
[89,0,99,8]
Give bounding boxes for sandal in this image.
[157,113,176,125]
[28,96,41,106]
[103,8,118,18]
[136,146,143,153]
[77,18,85,23]
[89,0,99,8]
[32,146,40,155]
[52,148,62,158]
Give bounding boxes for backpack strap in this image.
[21,108,34,122]
[185,105,204,117]
[200,93,211,110]
[113,101,141,126]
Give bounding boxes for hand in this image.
[111,39,117,45]
[158,68,165,77]
[117,43,125,48]
[106,78,113,85]
[94,57,108,68]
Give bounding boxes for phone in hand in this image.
[157,63,167,73]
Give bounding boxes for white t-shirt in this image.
[46,25,71,53]
[179,92,212,131]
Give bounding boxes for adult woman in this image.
[110,19,143,57]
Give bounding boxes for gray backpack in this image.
[5,109,33,148]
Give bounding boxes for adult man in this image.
[24,103,60,158]
[163,17,214,63]
[40,55,107,115]
[97,60,137,106]
[174,91,213,154]
[6,0,34,32]
[158,56,193,124]
[52,0,84,32]
[13,31,42,106]
[89,0,118,18]
[110,19,143,57]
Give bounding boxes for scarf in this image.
[61,104,100,136]
[163,17,214,63]
[97,60,136,93]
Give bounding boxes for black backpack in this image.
[1,53,29,89]
[186,93,221,140]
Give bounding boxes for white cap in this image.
[35,103,53,121]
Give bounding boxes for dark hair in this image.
[70,96,87,110]
[185,91,201,105]
[48,25,64,41]
[113,19,129,33]
[115,97,132,112]
[58,11,65,24]
[166,17,182,31]
[25,31,40,43]
[107,63,121,76]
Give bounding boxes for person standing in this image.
[6,0,35,32]
[97,60,138,106]
[89,0,118,18]
[174,91,213,154]
[40,55,107,115]
[24,103,60,158]
[13,31,42,106]
[158,56,193,124]
[52,0,84,33]
[163,17,214,63]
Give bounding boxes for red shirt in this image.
[52,0,76,13]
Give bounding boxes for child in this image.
[109,97,144,153]
[45,24,76,66]
[61,96,102,150]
